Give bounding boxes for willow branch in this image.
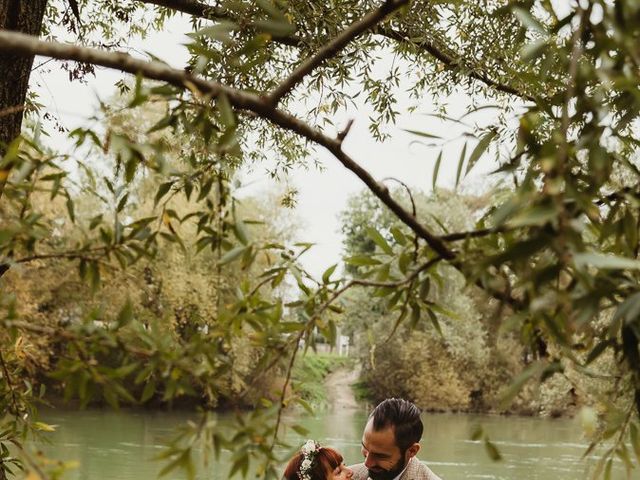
[373,25,536,103]
[135,0,301,47]
[4,320,154,359]
[559,6,590,168]
[140,0,534,101]
[139,0,537,102]
[0,32,529,310]
[268,0,409,104]
[0,29,455,261]
[270,326,303,449]
[12,247,108,265]
[269,254,440,446]
[137,0,229,20]
[552,5,590,266]
[329,146,455,260]
[318,256,443,319]
[381,177,418,258]
[0,246,107,280]
[440,226,507,242]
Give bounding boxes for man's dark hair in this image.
[370,398,423,453]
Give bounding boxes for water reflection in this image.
[35,407,625,480]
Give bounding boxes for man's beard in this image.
[367,456,407,480]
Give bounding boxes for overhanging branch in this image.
[0,30,532,311]
[0,29,453,259]
[138,0,535,101]
[374,25,536,103]
[269,0,409,104]
[136,0,230,21]
[135,0,302,47]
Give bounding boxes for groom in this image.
[350,398,442,480]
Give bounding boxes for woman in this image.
[283,440,353,480]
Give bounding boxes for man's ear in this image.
[406,443,420,459]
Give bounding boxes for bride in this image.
[283,440,353,480]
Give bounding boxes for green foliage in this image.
[3,1,640,479]
[291,353,354,407]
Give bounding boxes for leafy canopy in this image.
[2,1,640,479]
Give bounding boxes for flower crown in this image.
[298,439,321,480]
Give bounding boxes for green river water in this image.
[35,406,626,480]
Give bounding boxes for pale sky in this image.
[34,12,510,278]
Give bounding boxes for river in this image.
[34,405,626,479]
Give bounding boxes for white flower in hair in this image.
[301,440,317,455]
[298,439,320,480]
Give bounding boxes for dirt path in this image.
[324,365,361,410]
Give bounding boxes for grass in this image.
[291,352,356,407]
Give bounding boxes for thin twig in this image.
[270,326,305,449]
[558,6,590,168]
[337,119,354,145]
[381,177,419,259]
[137,0,231,21]
[440,226,507,242]
[552,5,591,267]
[319,256,443,318]
[12,247,107,265]
[268,0,409,104]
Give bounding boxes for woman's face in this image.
[328,463,353,480]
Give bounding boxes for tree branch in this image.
[0,29,455,260]
[0,31,531,311]
[135,0,302,47]
[12,247,108,265]
[136,0,230,21]
[324,256,443,312]
[268,0,409,105]
[440,226,507,242]
[138,0,535,101]
[373,25,536,103]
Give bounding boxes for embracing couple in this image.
[283,398,442,480]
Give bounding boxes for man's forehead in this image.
[361,439,393,457]
[362,421,398,453]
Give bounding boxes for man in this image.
[350,398,442,480]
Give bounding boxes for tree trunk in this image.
[0,1,47,280]
[0,0,47,197]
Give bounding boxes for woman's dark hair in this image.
[370,398,423,453]
[283,446,343,480]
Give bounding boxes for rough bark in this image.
[0,0,47,192]
[0,0,47,282]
